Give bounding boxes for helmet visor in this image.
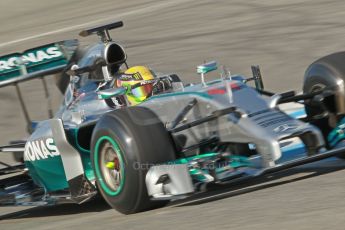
[130,83,153,98]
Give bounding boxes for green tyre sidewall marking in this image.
[94,136,125,196]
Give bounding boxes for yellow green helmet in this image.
[116,66,155,105]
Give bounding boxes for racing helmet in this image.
[116,66,156,105]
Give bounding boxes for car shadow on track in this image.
[0,197,111,221]
[172,158,345,207]
[1,158,345,220]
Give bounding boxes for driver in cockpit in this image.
[115,66,156,106]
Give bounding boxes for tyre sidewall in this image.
[91,107,176,214]
[91,115,145,214]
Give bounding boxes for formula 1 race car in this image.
[1,21,345,214]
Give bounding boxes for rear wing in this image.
[0,39,78,87]
[0,40,79,132]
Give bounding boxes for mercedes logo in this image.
[274,124,298,133]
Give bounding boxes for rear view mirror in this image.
[97,87,126,99]
[197,61,218,74]
[197,61,218,86]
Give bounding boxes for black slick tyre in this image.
[91,107,176,214]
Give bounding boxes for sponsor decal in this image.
[207,83,244,95]
[136,79,155,85]
[110,96,126,107]
[119,73,135,81]
[207,88,226,95]
[0,46,63,73]
[274,124,298,133]
[24,138,60,162]
[230,82,243,90]
[132,72,143,80]
[118,72,143,81]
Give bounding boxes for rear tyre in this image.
[91,107,176,214]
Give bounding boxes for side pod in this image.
[50,119,96,203]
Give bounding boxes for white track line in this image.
[0,0,193,48]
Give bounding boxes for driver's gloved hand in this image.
[153,78,172,94]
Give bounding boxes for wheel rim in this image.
[308,83,326,117]
[94,136,125,196]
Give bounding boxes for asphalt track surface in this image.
[2,0,345,229]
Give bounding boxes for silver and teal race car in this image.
[1,21,345,214]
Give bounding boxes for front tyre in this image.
[303,52,345,158]
[91,107,176,214]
